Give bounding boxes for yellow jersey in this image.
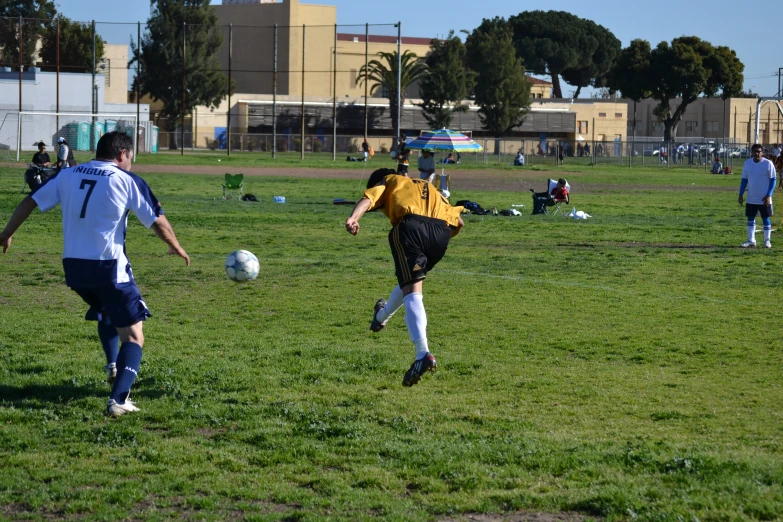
[363,174,464,228]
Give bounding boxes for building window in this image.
[615,112,623,118]
[350,69,357,87]
[705,121,720,132]
[578,121,588,133]
[598,112,606,118]
[686,121,698,132]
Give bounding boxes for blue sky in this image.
[56,0,782,97]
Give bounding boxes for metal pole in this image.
[272,24,277,159]
[92,20,96,151]
[18,16,22,113]
[301,24,305,161]
[181,22,186,156]
[332,23,337,161]
[396,21,401,141]
[136,21,140,158]
[227,23,232,157]
[18,15,23,154]
[632,100,636,169]
[364,23,368,143]
[56,18,60,139]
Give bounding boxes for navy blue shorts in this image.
[746,203,773,219]
[71,281,151,328]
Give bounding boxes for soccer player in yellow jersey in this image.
[345,168,465,386]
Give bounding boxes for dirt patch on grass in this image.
[441,512,598,522]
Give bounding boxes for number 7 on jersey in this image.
[79,179,96,218]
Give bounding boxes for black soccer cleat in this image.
[370,298,387,332]
[402,353,437,387]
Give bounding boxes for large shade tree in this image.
[0,0,57,68]
[130,0,228,132]
[609,36,744,141]
[39,17,105,73]
[506,10,621,99]
[356,50,428,139]
[465,22,530,141]
[418,31,476,130]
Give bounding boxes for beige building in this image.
[625,97,783,144]
[101,44,129,104]
[214,0,432,98]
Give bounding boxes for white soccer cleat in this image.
[740,240,757,248]
[106,399,140,417]
[104,363,117,385]
[764,240,772,249]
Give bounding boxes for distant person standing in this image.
[417,149,436,181]
[56,137,76,172]
[739,144,777,248]
[32,141,51,167]
[773,144,781,158]
[362,140,370,162]
[0,131,190,417]
[396,148,411,176]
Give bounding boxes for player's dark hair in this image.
[96,131,134,160]
[751,143,762,152]
[557,178,566,185]
[367,168,396,189]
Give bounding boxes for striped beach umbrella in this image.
[405,128,483,153]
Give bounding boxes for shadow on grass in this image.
[0,382,104,407]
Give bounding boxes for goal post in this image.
[754,98,783,145]
[1,111,140,163]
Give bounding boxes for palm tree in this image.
[357,50,428,139]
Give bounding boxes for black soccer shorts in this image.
[388,214,451,288]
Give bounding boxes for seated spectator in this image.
[711,159,723,174]
[513,151,525,166]
[32,141,51,167]
[550,178,569,204]
[439,153,456,164]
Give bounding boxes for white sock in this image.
[764,225,772,242]
[403,292,429,359]
[747,221,756,242]
[376,285,403,324]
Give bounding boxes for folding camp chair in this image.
[529,178,570,216]
[222,173,244,200]
[546,178,570,216]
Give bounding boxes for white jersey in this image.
[741,157,777,205]
[57,144,69,162]
[32,160,163,288]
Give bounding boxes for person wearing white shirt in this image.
[738,144,777,248]
[774,144,781,157]
[514,151,525,166]
[417,150,436,182]
[0,131,190,417]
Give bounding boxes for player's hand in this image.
[0,233,11,254]
[168,245,191,266]
[345,217,360,236]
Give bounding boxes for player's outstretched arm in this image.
[151,215,190,266]
[0,196,38,253]
[345,197,372,236]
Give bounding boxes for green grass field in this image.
[1,163,781,521]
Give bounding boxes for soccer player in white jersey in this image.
[0,131,190,417]
[738,143,777,248]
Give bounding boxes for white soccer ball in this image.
[440,189,450,199]
[389,150,398,160]
[225,249,260,282]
